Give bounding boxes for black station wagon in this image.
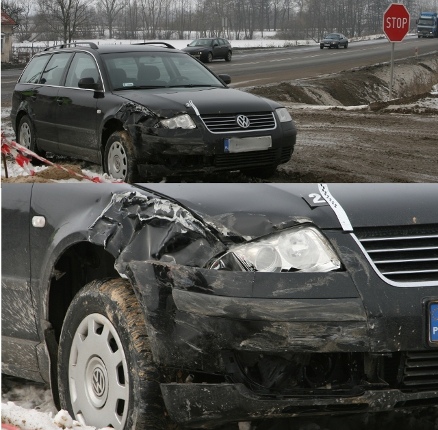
[182,37,233,63]
[2,183,438,429]
[11,42,297,182]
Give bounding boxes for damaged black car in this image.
[10,42,297,182]
[2,183,438,429]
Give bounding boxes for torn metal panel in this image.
[123,260,368,373]
[88,191,227,272]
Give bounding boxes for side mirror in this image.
[218,74,231,85]
[78,77,103,91]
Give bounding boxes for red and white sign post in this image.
[383,3,410,99]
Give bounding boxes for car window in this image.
[102,51,224,89]
[65,52,100,88]
[190,39,212,47]
[40,52,73,86]
[19,55,50,84]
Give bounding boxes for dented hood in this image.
[116,87,279,116]
[137,183,438,237]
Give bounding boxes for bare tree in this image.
[97,0,125,39]
[36,0,91,43]
[2,0,35,42]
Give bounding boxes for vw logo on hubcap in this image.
[92,367,106,397]
[236,115,250,129]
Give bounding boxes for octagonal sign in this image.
[383,3,410,42]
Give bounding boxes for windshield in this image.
[101,51,224,90]
[418,18,434,25]
[325,34,340,40]
[188,39,213,47]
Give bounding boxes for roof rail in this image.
[44,42,98,51]
[132,42,176,49]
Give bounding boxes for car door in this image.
[212,38,223,59]
[13,53,60,151]
[56,51,102,163]
[1,185,41,379]
[35,52,74,152]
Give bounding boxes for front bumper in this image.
[161,382,438,428]
[127,119,297,176]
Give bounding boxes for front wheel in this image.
[344,42,348,49]
[225,50,232,61]
[205,52,213,63]
[58,278,175,430]
[104,131,137,182]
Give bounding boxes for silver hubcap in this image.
[19,122,32,149]
[68,313,129,429]
[107,141,128,180]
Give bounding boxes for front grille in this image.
[201,112,276,134]
[401,351,438,388]
[215,148,277,169]
[355,226,438,284]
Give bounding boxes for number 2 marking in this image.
[309,193,326,204]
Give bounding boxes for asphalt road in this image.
[2,36,437,103]
[208,36,438,88]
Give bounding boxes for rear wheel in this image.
[57,278,176,430]
[17,115,45,158]
[104,131,137,182]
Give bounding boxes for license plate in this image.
[224,136,272,153]
[429,302,438,343]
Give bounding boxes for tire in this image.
[320,45,324,49]
[58,278,176,430]
[335,44,339,49]
[344,42,348,49]
[104,130,137,182]
[206,52,213,63]
[17,115,45,157]
[225,50,232,61]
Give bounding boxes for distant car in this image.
[11,41,296,182]
[320,33,349,49]
[3,183,438,430]
[182,37,232,63]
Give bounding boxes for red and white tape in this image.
[1,132,121,183]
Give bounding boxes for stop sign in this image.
[383,3,410,42]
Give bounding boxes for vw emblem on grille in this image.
[236,115,250,129]
[92,367,106,397]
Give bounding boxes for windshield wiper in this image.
[167,84,221,88]
[113,85,167,90]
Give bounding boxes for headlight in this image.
[161,114,196,129]
[276,107,292,123]
[210,226,341,273]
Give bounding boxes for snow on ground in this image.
[1,376,109,430]
[13,31,396,51]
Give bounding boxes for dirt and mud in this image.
[2,52,437,183]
